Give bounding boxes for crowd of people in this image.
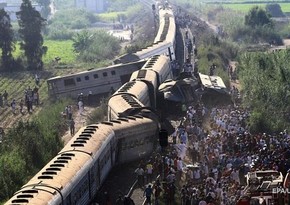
[126,102,290,205]
[0,79,40,115]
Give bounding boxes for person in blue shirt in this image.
[144,184,153,205]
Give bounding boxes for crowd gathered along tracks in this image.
[96,8,198,205]
[96,4,290,205]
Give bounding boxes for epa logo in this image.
[272,187,290,194]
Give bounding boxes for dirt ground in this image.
[61,105,97,145]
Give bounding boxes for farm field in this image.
[0,40,86,130]
[222,2,290,12]
[13,40,77,65]
[0,67,83,130]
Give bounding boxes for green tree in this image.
[72,30,121,63]
[0,9,15,71]
[36,0,51,19]
[72,30,93,53]
[239,51,290,133]
[245,6,273,28]
[79,30,121,63]
[17,0,46,70]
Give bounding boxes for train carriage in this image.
[113,7,176,64]
[142,55,172,84]
[113,81,151,107]
[103,113,159,164]
[6,114,159,205]
[6,2,176,205]
[47,60,146,99]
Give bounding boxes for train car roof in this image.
[47,59,146,81]
[60,124,114,155]
[108,94,145,117]
[7,188,56,205]
[135,41,172,59]
[114,81,148,97]
[22,152,90,186]
[6,125,116,205]
[112,116,159,139]
[165,13,176,43]
[6,152,91,205]
[113,53,141,64]
[198,73,227,90]
[154,8,174,43]
[142,55,169,72]
[130,69,158,83]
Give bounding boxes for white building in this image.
[74,0,105,13]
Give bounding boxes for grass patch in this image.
[13,40,77,65]
[43,40,76,64]
[222,3,290,13]
[98,11,126,22]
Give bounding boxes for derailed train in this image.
[5,3,176,205]
[5,55,173,205]
[5,54,175,205]
[5,112,159,205]
[47,5,176,99]
[114,6,176,64]
[108,55,172,120]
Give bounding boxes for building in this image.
[0,0,41,21]
[74,0,105,13]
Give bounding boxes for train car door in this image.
[47,80,59,98]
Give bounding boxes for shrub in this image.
[46,27,74,40]
[48,8,99,32]
[76,30,121,63]
[0,99,70,202]
[87,98,108,124]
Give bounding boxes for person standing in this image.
[70,118,75,136]
[153,181,162,205]
[3,90,8,106]
[78,100,83,115]
[135,166,145,187]
[146,161,153,183]
[35,74,40,86]
[144,184,153,205]
[11,99,16,114]
[19,99,24,114]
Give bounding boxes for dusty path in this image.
[61,105,98,145]
[229,61,241,90]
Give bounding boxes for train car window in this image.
[94,74,99,78]
[111,70,116,75]
[103,72,108,77]
[64,79,76,86]
[85,76,89,80]
[76,77,81,82]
